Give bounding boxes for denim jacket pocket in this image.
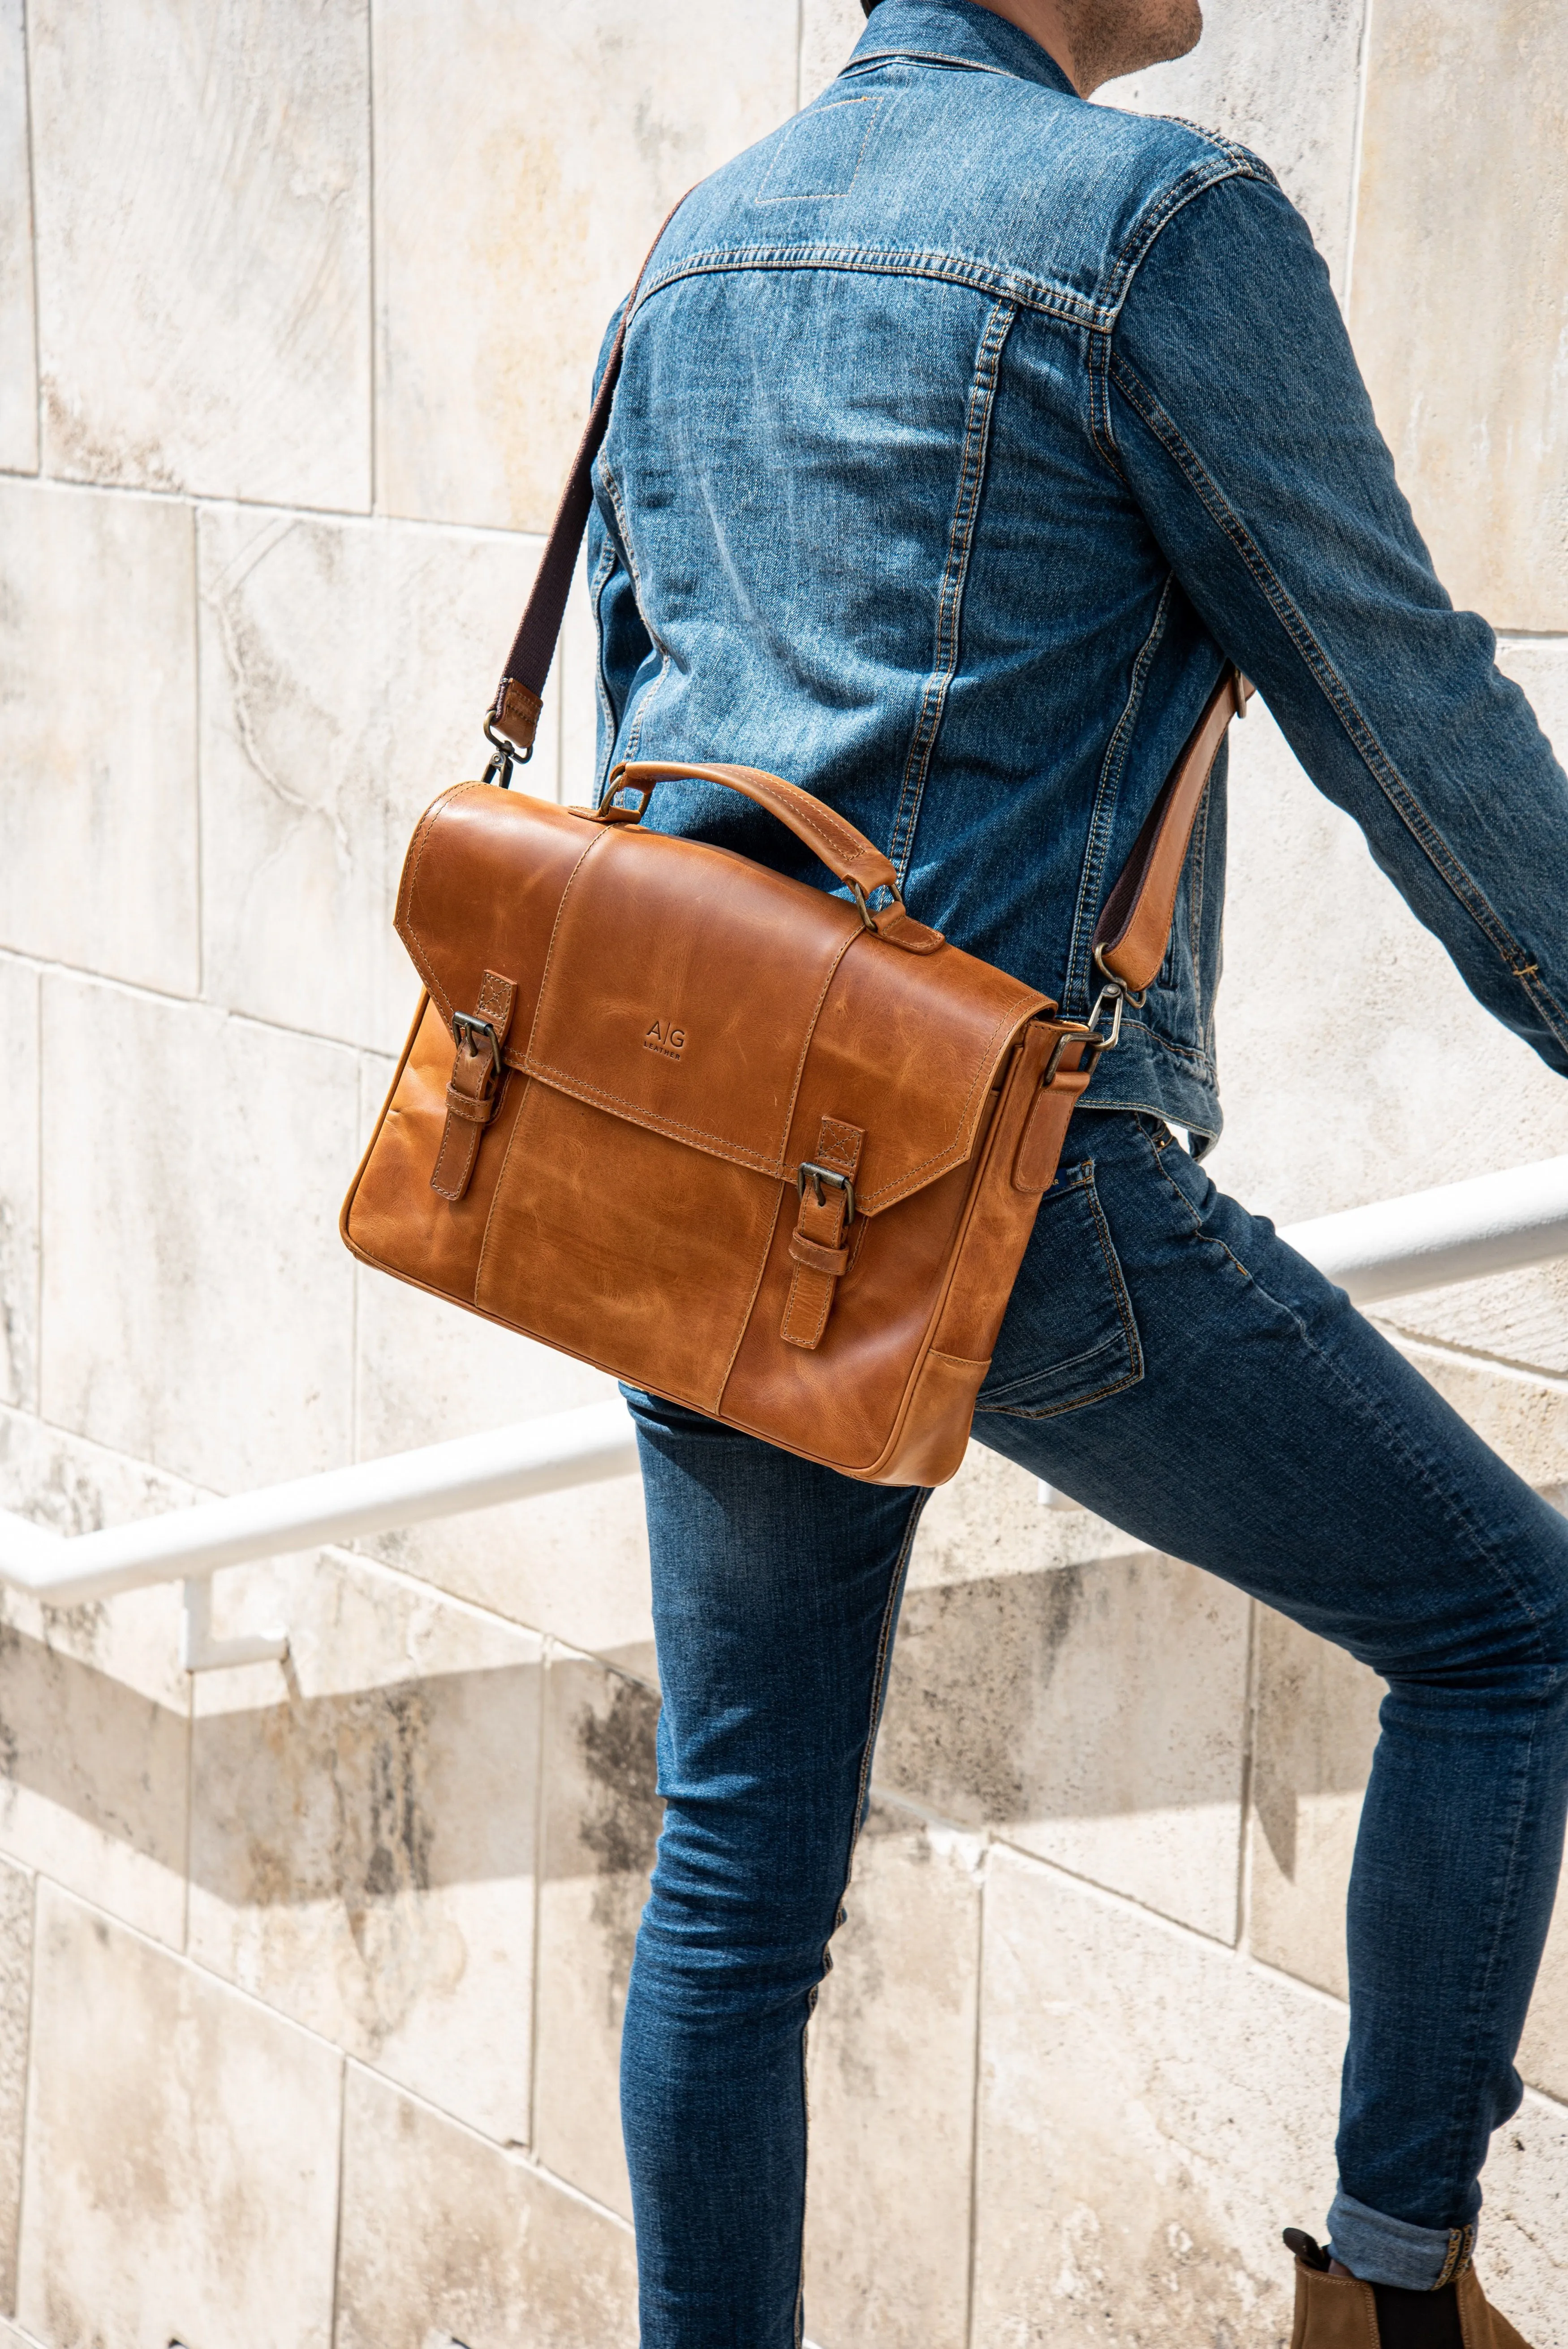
[974,1159,1143,1418]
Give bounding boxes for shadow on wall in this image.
[0,1626,668,1901]
[0,1558,1384,1893]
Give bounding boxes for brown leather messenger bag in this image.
[341,218,1249,1487]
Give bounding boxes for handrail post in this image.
[179,1576,289,1674]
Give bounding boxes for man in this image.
[584,1,1568,2340]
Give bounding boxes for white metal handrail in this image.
[1283,1152,1568,1305]
[1,1154,1565,1664]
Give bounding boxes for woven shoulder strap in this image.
[483,199,689,774]
[478,200,1249,996]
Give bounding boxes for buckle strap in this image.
[430,971,517,1204]
[781,1119,864,1351]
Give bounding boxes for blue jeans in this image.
[620,1111,1568,2341]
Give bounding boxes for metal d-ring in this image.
[1043,1025,1107,1086]
[1090,945,1146,1009]
[1043,982,1131,1086]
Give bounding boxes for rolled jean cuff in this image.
[1327,2189,1477,2291]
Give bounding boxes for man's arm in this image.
[1107,169,1568,1075]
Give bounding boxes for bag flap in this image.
[396,784,1049,1213]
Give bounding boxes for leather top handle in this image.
[1091,666,1251,998]
[599,760,946,951]
[604,760,898,896]
[484,198,693,772]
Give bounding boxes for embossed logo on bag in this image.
[643,1018,686,1061]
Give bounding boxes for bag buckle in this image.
[797,1162,856,1226]
[1042,985,1128,1086]
[452,1010,503,1079]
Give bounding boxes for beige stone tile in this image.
[354,1263,653,1671]
[1350,0,1568,629]
[335,2063,638,2349]
[1499,638,1568,758]
[0,480,198,993]
[1349,643,1568,1379]
[1388,1339,1568,1497]
[1332,645,1568,1375]
[1376,1261,1568,1382]
[198,506,560,1055]
[909,1435,1144,1595]
[187,1573,533,2134]
[30,0,370,507]
[0,1860,33,2315]
[972,1845,1342,2348]
[0,0,36,474]
[878,1550,1249,1942]
[534,1652,660,2215]
[1211,698,1568,1232]
[804,1802,983,2349]
[1465,2095,1568,2345]
[1099,0,1365,285]
[0,1406,191,1944]
[40,974,356,1494]
[17,1882,342,2349]
[188,1549,541,2144]
[0,961,38,1414]
[801,0,866,105]
[1248,1605,1380,2001]
[373,0,798,533]
[1518,1871,1568,2105]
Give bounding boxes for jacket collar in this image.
[846,0,1079,100]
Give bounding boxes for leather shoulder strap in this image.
[484,196,691,767]
[1091,666,1251,999]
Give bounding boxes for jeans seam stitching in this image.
[1140,1129,1551,1651]
[886,298,1017,885]
[598,451,671,762]
[1084,1163,1146,1383]
[982,1363,1142,1419]
[976,1328,1129,1404]
[587,531,623,797]
[794,1487,927,2344]
[979,1166,1144,1414]
[1087,323,1127,481]
[1062,576,1175,1015]
[1436,1716,1538,2221]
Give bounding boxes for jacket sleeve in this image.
[586,299,654,794]
[1107,168,1568,1077]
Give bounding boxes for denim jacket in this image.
[588,0,1568,1144]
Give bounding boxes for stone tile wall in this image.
[0,3,1565,2344]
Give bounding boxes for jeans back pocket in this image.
[974,1158,1142,1418]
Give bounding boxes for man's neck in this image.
[962,0,1204,98]
[965,0,1083,93]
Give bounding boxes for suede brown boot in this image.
[1284,2230,1534,2348]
